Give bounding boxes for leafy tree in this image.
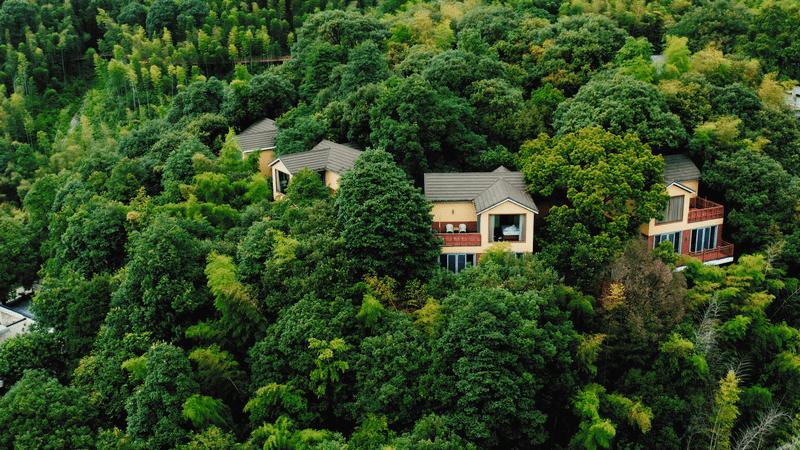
[427,283,579,448]
[0,370,97,449]
[145,0,178,36]
[0,330,65,388]
[167,78,226,123]
[32,271,113,357]
[421,49,506,94]
[126,343,199,448]
[743,1,800,80]
[0,210,38,300]
[669,0,750,52]
[223,71,296,130]
[275,114,328,155]
[554,74,686,152]
[369,75,485,179]
[54,196,128,276]
[519,127,666,287]
[0,0,40,45]
[109,215,209,340]
[336,149,440,282]
[285,168,330,206]
[339,41,390,96]
[526,14,628,93]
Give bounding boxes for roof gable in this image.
[663,154,700,185]
[237,117,278,152]
[424,167,538,213]
[270,140,362,175]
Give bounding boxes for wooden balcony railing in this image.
[688,197,724,223]
[689,240,734,262]
[437,233,482,247]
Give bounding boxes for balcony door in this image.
[440,254,475,273]
[691,225,718,253]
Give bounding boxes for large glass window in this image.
[691,225,718,253]
[277,171,291,193]
[654,231,682,253]
[656,195,684,224]
[439,254,476,273]
[489,214,526,242]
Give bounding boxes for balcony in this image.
[437,233,482,247]
[689,240,734,263]
[688,197,724,223]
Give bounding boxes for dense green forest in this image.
[2,0,800,447]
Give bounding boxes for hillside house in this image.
[640,154,733,265]
[424,167,539,273]
[268,140,362,200]
[237,117,278,174]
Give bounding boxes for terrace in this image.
[688,197,724,223]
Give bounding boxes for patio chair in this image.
[458,223,467,233]
[445,223,455,233]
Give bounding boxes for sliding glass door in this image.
[690,225,718,253]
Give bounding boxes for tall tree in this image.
[336,149,440,282]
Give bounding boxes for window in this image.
[691,225,718,253]
[276,171,291,193]
[439,254,476,273]
[489,214,526,242]
[654,231,682,253]
[656,195,684,224]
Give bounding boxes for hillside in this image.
[1,0,800,448]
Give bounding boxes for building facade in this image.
[640,154,733,265]
[424,167,538,273]
[237,117,278,174]
[268,140,362,200]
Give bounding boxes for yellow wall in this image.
[640,180,723,236]
[431,201,477,222]
[438,200,536,254]
[242,149,276,176]
[325,170,341,191]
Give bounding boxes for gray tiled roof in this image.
[663,154,701,185]
[237,117,278,152]
[271,140,362,175]
[424,166,539,213]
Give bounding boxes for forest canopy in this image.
[1,0,800,448]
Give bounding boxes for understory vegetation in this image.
[2,0,800,448]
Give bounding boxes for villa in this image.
[237,117,278,174]
[424,167,538,273]
[268,140,362,200]
[640,154,733,265]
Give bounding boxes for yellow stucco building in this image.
[424,167,539,273]
[268,140,362,199]
[640,154,733,265]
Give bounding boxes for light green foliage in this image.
[204,252,265,348]
[182,394,233,430]
[710,370,741,450]
[572,384,617,450]
[308,337,350,398]
[121,355,148,382]
[519,128,667,287]
[245,383,309,426]
[285,168,329,206]
[188,345,247,399]
[356,293,385,328]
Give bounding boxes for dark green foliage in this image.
[223,72,296,130]
[339,41,390,96]
[145,0,178,36]
[0,211,39,301]
[32,271,113,357]
[0,0,40,45]
[369,75,485,179]
[167,78,227,123]
[421,49,506,94]
[526,14,629,93]
[336,149,440,282]
[126,343,199,448]
[554,74,686,151]
[110,216,209,340]
[427,282,579,447]
[275,114,328,155]
[55,197,128,276]
[0,370,97,449]
[669,0,751,52]
[0,330,65,389]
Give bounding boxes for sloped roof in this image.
[270,140,362,175]
[237,117,278,153]
[663,154,701,185]
[424,166,538,213]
